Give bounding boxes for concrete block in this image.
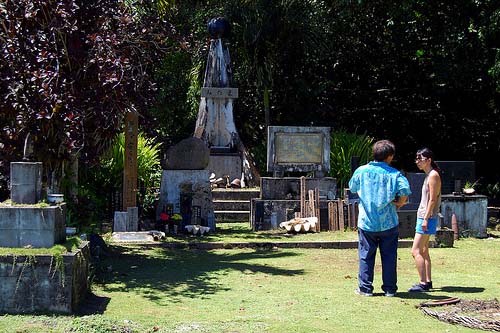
[397,210,417,238]
[10,162,43,204]
[113,211,128,232]
[127,207,138,231]
[441,194,488,238]
[0,243,90,313]
[260,177,337,200]
[0,204,65,248]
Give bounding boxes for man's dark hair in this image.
[372,140,395,162]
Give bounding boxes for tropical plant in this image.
[328,129,374,194]
[0,0,178,190]
[101,132,162,216]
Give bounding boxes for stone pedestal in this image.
[435,229,454,247]
[157,170,214,230]
[441,194,488,238]
[0,203,66,248]
[0,242,90,313]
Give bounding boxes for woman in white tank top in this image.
[409,148,441,292]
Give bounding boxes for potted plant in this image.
[170,213,182,234]
[463,180,479,195]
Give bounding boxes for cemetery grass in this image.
[1,234,499,333]
[0,236,81,256]
[157,222,365,243]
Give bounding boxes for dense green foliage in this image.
[74,132,162,227]
[155,0,500,183]
[328,130,374,191]
[0,0,176,194]
[1,0,500,205]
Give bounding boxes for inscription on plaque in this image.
[275,133,323,164]
[201,87,238,99]
[267,126,331,173]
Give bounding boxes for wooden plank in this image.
[315,188,320,232]
[300,176,306,218]
[338,199,344,231]
[328,201,334,231]
[123,111,138,210]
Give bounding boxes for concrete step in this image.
[215,210,250,222]
[212,188,260,201]
[213,200,250,211]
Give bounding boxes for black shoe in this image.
[408,283,429,292]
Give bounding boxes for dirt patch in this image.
[420,298,500,331]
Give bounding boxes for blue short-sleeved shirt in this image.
[349,161,412,232]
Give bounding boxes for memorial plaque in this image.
[201,87,238,99]
[275,133,323,164]
[267,126,330,173]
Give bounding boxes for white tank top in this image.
[417,174,441,218]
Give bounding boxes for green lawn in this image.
[0,226,499,333]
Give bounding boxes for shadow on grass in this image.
[93,245,305,306]
[396,286,485,300]
[76,292,111,315]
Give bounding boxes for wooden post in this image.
[123,111,138,211]
[315,188,320,232]
[300,176,306,218]
[338,198,344,231]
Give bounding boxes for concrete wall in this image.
[0,204,66,248]
[441,194,488,238]
[260,177,337,200]
[0,242,90,314]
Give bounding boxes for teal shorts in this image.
[416,217,438,235]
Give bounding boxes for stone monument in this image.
[193,17,259,187]
[0,161,65,248]
[251,126,337,230]
[157,137,215,231]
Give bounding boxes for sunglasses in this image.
[415,156,428,162]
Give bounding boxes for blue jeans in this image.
[358,226,399,294]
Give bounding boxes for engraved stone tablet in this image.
[165,137,209,170]
[267,126,330,173]
[275,133,323,164]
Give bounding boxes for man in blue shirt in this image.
[349,140,411,297]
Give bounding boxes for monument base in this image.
[157,170,215,230]
[207,153,242,182]
[0,203,66,248]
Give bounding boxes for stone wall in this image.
[0,242,90,314]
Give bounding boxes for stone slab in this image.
[10,162,43,204]
[435,161,475,194]
[113,211,128,232]
[165,137,209,170]
[111,231,155,242]
[397,210,417,238]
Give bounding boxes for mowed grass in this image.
[146,222,364,243]
[0,227,499,333]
